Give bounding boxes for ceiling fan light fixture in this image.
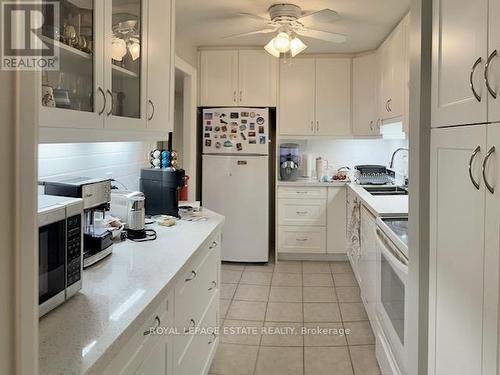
[273,32,291,53]
[264,39,281,58]
[290,37,307,57]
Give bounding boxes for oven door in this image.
[375,226,408,372]
[39,208,66,316]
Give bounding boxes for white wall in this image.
[38,142,154,190]
[281,137,409,178]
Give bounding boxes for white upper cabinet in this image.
[238,50,277,107]
[315,58,351,136]
[279,58,316,136]
[431,0,488,127]
[146,0,175,131]
[199,49,277,107]
[353,53,380,136]
[199,50,238,106]
[487,0,500,123]
[39,0,175,142]
[279,57,351,137]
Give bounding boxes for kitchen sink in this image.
[363,186,408,196]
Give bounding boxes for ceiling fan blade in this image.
[238,12,271,23]
[297,28,347,43]
[298,9,340,25]
[222,28,277,39]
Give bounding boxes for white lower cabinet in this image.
[104,230,221,375]
[358,205,377,323]
[327,187,347,254]
[278,226,327,254]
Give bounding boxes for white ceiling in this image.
[176,0,410,54]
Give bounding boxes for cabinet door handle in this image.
[310,121,314,132]
[184,318,196,333]
[369,120,373,131]
[470,57,483,102]
[185,270,197,282]
[143,316,161,336]
[468,146,481,190]
[316,121,319,132]
[209,241,218,249]
[239,90,243,102]
[387,98,392,112]
[147,99,155,121]
[482,146,496,194]
[233,91,237,103]
[385,100,389,112]
[295,238,308,242]
[485,50,498,99]
[208,280,217,291]
[97,87,106,115]
[106,89,114,116]
[296,211,308,215]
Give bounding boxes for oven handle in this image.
[376,228,408,275]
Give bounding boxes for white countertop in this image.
[39,209,224,375]
[348,183,408,217]
[277,178,349,187]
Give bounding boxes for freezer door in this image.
[202,108,269,155]
[202,155,269,262]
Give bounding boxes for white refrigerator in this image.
[202,108,269,262]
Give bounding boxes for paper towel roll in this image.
[301,153,313,178]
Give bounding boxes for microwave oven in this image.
[38,195,84,317]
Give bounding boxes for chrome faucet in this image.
[389,148,409,168]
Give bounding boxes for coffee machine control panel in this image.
[81,181,111,209]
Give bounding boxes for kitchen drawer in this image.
[175,293,219,375]
[174,244,219,358]
[277,226,326,254]
[277,186,327,199]
[278,198,326,226]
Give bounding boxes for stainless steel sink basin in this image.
[363,186,408,196]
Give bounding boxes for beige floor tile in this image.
[222,269,243,284]
[344,321,375,345]
[221,283,237,300]
[220,299,231,319]
[269,286,302,302]
[339,303,369,322]
[234,284,270,302]
[302,261,331,274]
[303,286,337,302]
[265,302,303,322]
[330,261,354,274]
[304,346,354,375]
[239,271,273,286]
[304,303,342,322]
[255,346,303,375]
[272,272,302,286]
[274,261,302,274]
[333,272,359,287]
[226,300,267,321]
[303,273,334,287]
[221,320,263,345]
[209,343,259,375]
[222,262,246,271]
[349,345,381,375]
[261,322,303,347]
[303,323,348,346]
[336,286,362,302]
[245,263,275,273]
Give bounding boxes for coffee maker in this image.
[140,168,185,217]
[42,176,114,268]
[280,143,300,181]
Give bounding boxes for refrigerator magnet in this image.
[230,112,239,119]
[221,134,227,139]
[250,112,255,118]
[204,133,210,138]
[231,128,237,134]
[231,121,238,127]
[215,141,221,149]
[249,123,255,130]
[218,112,225,118]
[241,111,249,117]
[221,125,228,132]
[205,126,212,131]
[249,138,256,144]
[230,134,237,139]
[240,132,247,140]
[220,118,228,125]
[258,126,264,134]
[204,113,213,120]
[239,124,247,131]
[259,136,266,144]
[256,117,265,125]
[214,134,219,139]
[248,131,256,137]
[214,126,221,132]
[206,120,212,125]
[241,119,247,124]
[236,143,243,151]
[224,140,233,147]
[205,139,212,147]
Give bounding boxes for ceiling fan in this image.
[224,3,347,57]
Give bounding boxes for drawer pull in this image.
[184,318,196,333]
[209,241,218,249]
[143,316,161,336]
[208,332,217,345]
[185,270,197,282]
[208,280,217,291]
[296,191,308,194]
[296,238,308,242]
[295,211,308,215]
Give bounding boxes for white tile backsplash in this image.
[38,142,154,191]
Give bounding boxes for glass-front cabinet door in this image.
[104,0,147,129]
[39,0,105,129]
